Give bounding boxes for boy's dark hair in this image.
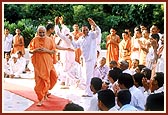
[137,64,146,72]
[91,77,102,92]
[141,67,151,80]
[108,68,122,82]
[98,89,115,109]
[118,73,134,89]
[122,31,129,35]
[151,34,160,42]
[4,28,9,31]
[46,23,54,31]
[111,27,117,31]
[154,72,164,88]
[133,73,145,86]
[140,23,148,28]
[132,59,139,64]
[63,102,84,111]
[117,89,131,105]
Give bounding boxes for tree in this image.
[4,3,164,49]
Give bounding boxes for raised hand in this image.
[142,77,150,91]
[55,16,60,25]
[59,16,64,25]
[88,18,96,26]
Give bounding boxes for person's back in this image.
[117,89,138,111]
[129,85,146,110]
[145,92,164,111]
[118,73,145,110]
[87,77,102,111]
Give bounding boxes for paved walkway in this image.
[3,77,93,112]
[3,49,107,112]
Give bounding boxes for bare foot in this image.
[44,95,48,100]
[47,92,51,97]
[36,100,43,106]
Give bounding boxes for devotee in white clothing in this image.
[54,16,76,86]
[98,89,118,111]
[16,51,27,73]
[156,35,164,73]
[131,28,142,61]
[4,28,13,56]
[4,53,12,77]
[70,18,101,97]
[90,25,102,57]
[9,54,23,78]
[117,89,138,111]
[118,73,145,111]
[87,77,102,111]
[93,57,109,80]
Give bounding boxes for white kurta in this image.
[91,29,102,54]
[156,47,164,73]
[87,93,99,111]
[146,47,155,70]
[17,56,27,72]
[93,64,109,80]
[119,104,138,111]
[4,58,12,75]
[55,25,79,86]
[9,60,23,77]
[108,106,118,111]
[4,34,13,52]
[129,85,146,111]
[71,25,101,96]
[131,37,141,60]
[55,24,75,72]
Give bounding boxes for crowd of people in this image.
[3,16,164,111]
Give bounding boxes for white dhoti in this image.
[83,59,96,96]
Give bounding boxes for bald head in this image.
[73,24,80,31]
[37,26,46,38]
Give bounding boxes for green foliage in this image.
[4,19,37,47]
[101,31,109,49]
[152,4,164,33]
[4,4,23,23]
[4,3,164,49]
